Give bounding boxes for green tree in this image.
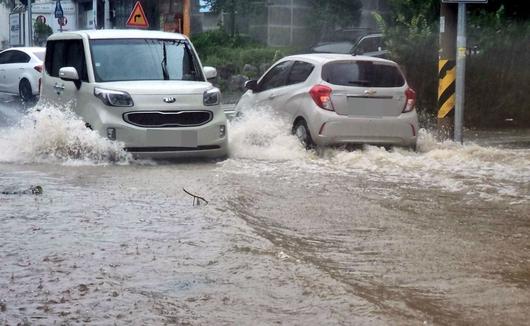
[33,20,53,46]
[379,0,530,127]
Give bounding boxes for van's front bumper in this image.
[91,107,228,159]
[124,142,228,159]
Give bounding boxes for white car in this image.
[235,53,418,150]
[39,30,228,159]
[0,47,45,101]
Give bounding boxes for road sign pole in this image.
[454,2,466,143]
[27,1,32,46]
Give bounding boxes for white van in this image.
[40,29,228,158]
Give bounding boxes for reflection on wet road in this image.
[0,101,529,325]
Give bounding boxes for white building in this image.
[4,0,79,48]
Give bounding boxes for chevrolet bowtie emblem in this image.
[163,97,176,103]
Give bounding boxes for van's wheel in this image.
[293,120,314,149]
[19,79,34,102]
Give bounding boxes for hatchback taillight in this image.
[402,87,416,113]
[34,65,43,73]
[310,85,334,111]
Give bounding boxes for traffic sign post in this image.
[441,0,487,143]
[54,0,64,19]
[55,0,64,31]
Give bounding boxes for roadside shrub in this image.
[377,8,530,128]
[191,29,294,95]
[465,16,530,127]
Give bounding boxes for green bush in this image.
[377,6,530,128]
[191,29,259,57]
[465,21,530,127]
[191,29,294,91]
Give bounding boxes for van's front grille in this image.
[123,111,213,128]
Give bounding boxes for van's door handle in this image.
[268,93,277,99]
[364,89,377,95]
[54,83,65,94]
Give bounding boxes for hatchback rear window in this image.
[322,61,405,87]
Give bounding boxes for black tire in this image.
[19,79,34,102]
[293,120,315,149]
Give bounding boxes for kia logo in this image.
[163,97,176,103]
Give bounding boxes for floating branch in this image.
[183,188,208,206]
[1,185,43,195]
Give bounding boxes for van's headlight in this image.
[203,88,220,106]
[94,87,134,107]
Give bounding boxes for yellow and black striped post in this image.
[437,3,457,139]
[438,59,456,119]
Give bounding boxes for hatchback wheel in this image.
[293,120,314,149]
[19,79,34,102]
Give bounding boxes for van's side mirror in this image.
[59,67,81,89]
[59,67,79,81]
[245,80,259,92]
[203,66,217,80]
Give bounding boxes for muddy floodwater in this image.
[0,101,529,325]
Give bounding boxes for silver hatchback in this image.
[235,54,418,150]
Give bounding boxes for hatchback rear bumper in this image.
[312,113,418,147]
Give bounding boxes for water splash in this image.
[228,108,308,161]
[0,103,130,165]
[223,108,530,200]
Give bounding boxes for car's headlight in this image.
[94,87,134,107]
[203,88,220,106]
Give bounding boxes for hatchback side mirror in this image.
[59,67,81,90]
[245,80,259,92]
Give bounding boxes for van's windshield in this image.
[90,39,203,82]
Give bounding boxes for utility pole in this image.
[183,0,191,36]
[454,2,467,143]
[437,2,457,140]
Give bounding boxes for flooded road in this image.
[1,100,529,325]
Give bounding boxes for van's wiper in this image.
[161,42,169,80]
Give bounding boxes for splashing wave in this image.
[224,108,530,199]
[0,103,130,165]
